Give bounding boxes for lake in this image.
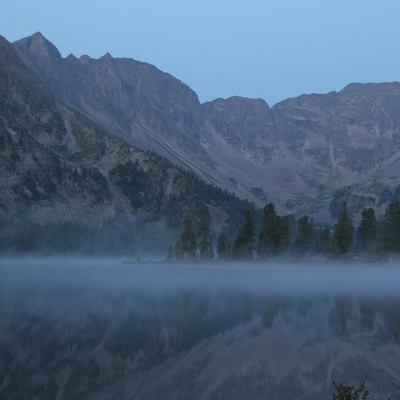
[1,258,400,399]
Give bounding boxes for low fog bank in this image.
[1,258,400,297]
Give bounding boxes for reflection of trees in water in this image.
[358,298,400,340]
[1,285,400,400]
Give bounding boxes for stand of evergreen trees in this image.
[170,201,400,262]
[2,200,400,260]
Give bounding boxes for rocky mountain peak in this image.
[13,32,201,112]
[14,32,62,63]
[12,33,205,163]
[100,52,113,60]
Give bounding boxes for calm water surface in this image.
[1,259,400,400]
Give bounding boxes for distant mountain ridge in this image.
[12,33,400,222]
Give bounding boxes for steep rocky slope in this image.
[13,33,400,221]
[13,33,210,170]
[0,35,250,254]
[272,84,400,220]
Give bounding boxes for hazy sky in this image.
[2,0,400,105]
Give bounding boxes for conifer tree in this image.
[378,201,400,252]
[356,207,377,251]
[258,203,279,258]
[293,215,315,254]
[232,209,255,260]
[333,203,354,254]
[277,215,291,252]
[177,217,197,260]
[197,216,214,260]
[216,232,231,260]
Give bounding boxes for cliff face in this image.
[11,32,400,220]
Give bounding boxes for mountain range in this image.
[2,32,400,250]
[0,33,252,254]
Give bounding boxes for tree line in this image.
[169,201,400,261]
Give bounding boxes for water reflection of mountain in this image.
[1,260,400,400]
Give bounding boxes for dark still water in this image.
[1,259,400,400]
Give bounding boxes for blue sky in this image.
[1,0,400,105]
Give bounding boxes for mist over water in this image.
[1,258,400,400]
[2,258,400,296]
